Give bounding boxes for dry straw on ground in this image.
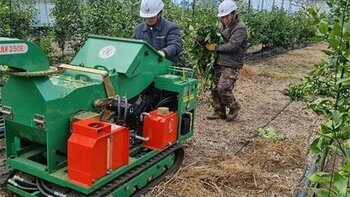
[149,157,266,197]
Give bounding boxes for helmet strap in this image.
[157,10,163,22]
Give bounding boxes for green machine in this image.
[0,35,197,196]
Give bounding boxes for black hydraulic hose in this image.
[8,179,38,191]
[40,179,55,194]
[36,178,54,197]
[40,179,66,197]
[16,184,37,191]
[156,99,176,108]
[22,179,36,187]
[157,91,164,105]
[155,96,177,108]
[115,95,121,122]
[13,175,37,187]
[123,96,128,124]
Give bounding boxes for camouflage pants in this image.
[211,65,240,113]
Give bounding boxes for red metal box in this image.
[68,119,129,187]
[143,109,178,150]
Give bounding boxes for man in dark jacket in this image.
[133,0,182,63]
[206,0,248,121]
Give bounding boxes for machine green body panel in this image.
[155,73,198,141]
[7,185,40,197]
[0,37,50,71]
[3,75,105,172]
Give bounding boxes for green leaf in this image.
[341,157,350,172]
[336,77,350,85]
[319,21,329,34]
[318,131,334,139]
[311,172,330,184]
[344,139,350,149]
[331,111,342,127]
[257,127,285,141]
[332,23,342,37]
[321,49,334,56]
[328,144,341,153]
[310,138,322,153]
[341,125,350,140]
[313,188,330,197]
[329,35,340,49]
[344,31,350,42]
[320,122,333,134]
[333,173,348,196]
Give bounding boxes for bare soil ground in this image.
[0,43,327,197]
[146,43,327,197]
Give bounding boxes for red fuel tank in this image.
[143,108,178,150]
[68,119,129,187]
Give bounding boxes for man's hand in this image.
[205,44,216,51]
[158,50,166,57]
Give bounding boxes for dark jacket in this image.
[133,18,182,63]
[216,16,247,68]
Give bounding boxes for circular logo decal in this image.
[99,45,116,59]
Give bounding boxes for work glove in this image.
[158,50,166,58]
[205,44,216,51]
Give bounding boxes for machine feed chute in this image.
[0,37,50,72]
[72,35,170,78]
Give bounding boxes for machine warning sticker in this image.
[99,45,116,59]
[0,43,28,55]
[183,94,195,102]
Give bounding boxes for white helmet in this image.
[217,0,237,17]
[139,0,164,18]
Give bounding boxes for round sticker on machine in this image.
[98,45,116,59]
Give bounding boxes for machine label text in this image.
[0,43,28,55]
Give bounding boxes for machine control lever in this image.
[133,134,149,142]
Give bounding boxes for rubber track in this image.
[67,143,184,197]
[133,146,184,197]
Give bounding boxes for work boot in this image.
[226,103,241,122]
[206,110,226,120]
